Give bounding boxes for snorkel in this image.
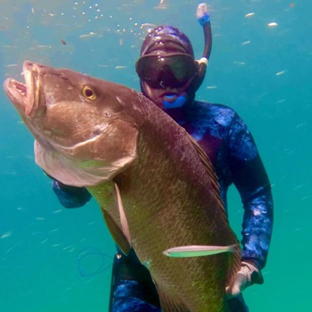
[195,3,212,89]
[162,3,212,110]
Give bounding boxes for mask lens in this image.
[136,54,197,88]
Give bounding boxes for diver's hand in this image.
[52,180,92,208]
[226,260,264,298]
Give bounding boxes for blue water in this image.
[0,1,311,311]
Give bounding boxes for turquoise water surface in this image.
[0,1,311,311]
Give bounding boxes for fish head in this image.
[4,61,144,186]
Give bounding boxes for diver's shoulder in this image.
[194,101,235,112]
[193,101,237,125]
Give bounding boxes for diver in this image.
[51,4,273,312]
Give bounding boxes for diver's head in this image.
[136,26,205,110]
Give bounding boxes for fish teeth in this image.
[17,88,26,96]
[12,80,27,97]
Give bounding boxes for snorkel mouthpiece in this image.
[163,94,188,110]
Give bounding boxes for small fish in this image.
[79,32,96,39]
[163,245,237,258]
[140,23,157,28]
[276,71,285,76]
[36,45,52,49]
[1,231,12,239]
[61,39,66,45]
[242,41,251,46]
[115,65,128,69]
[245,12,255,18]
[268,22,278,27]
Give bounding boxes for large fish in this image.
[4,61,241,312]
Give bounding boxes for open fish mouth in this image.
[3,61,40,118]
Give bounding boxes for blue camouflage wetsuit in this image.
[53,101,273,312]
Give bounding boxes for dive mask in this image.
[136,53,198,89]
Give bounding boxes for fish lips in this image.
[4,61,41,118]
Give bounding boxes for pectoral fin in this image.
[103,209,131,255]
[114,183,132,246]
[163,244,237,258]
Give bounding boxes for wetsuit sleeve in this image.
[228,113,273,271]
[52,180,92,208]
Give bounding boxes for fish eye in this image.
[82,86,96,100]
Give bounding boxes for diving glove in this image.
[226,260,264,298]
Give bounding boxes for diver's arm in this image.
[228,113,273,272]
